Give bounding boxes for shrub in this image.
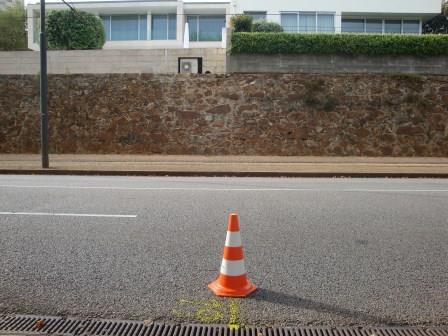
[230,32,448,56]
[252,21,283,33]
[0,4,27,51]
[231,15,252,32]
[47,10,105,50]
[423,15,448,34]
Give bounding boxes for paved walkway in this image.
[1,154,448,177]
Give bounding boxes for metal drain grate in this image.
[0,315,447,336]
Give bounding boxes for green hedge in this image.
[230,32,448,56]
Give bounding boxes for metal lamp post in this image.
[40,0,49,168]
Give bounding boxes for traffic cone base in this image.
[208,274,257,297]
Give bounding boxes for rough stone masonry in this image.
[1,73,448,156]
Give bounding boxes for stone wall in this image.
[0,49,226,75]
[228,54,448,75]
[1,73,448,156]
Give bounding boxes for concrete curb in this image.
[1,169,448,178]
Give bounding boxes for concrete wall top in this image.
[227,54,448,75]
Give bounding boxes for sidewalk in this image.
[1,154,448,177]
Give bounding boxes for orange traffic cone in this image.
[208,213,257,297]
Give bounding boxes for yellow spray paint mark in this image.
[196,299,225,323]
[227,299,240,330]
[172,299,225,323]
[172,298,241,328]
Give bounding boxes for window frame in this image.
[299,11,317,33]
[384,19,402,34]
[402,19,421,34]
[101,14,148,41]
[365,19,383,34]
[341,17,422,34]
[280,12,298,33]
[341,18,365,33]
[151,14,176,40]
[187,15,226,42]
[280,11,335,33]
[317,13,335,33]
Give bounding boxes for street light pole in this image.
[40,0,49,168]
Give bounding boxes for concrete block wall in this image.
[0,48,226,75]
[228,54,448,75]
[3,50,447,75]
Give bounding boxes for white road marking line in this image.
[0,185,447,192]
[0,211,137,218]
[0,185,313,191]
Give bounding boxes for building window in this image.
[317,14,335,32]
[281,12,335,33]
[299,12,316,32]
[187,15,225,41]
[102,16,111,40]
[101,15,147,41]
[244,11,267,22]
[342,18,421,34]
[403,20,420,34]
[151,14,176,40]
[366,19,383,33]
[280,13,297,32]
[341,19,364,33]
[385,20,402,33]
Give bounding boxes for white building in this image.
[27,0,231,50]
[26,0,444,50]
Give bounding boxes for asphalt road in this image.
[0,175,447,327]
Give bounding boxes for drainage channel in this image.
[0,315,447,336]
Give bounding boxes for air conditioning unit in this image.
[178,57,203,74]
